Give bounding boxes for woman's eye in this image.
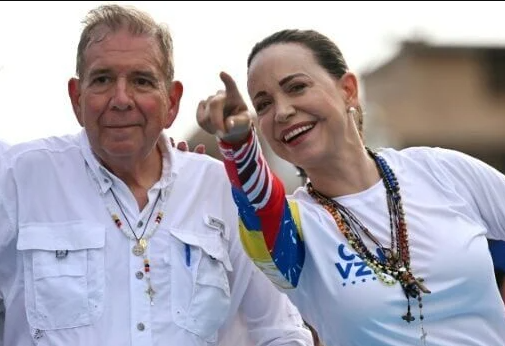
[255,101,271,114]
[289,83,306,93]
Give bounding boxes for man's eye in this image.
[135,78,154,87]
[93,76,110,84]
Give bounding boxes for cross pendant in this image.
[420,328,428,345]
[146,286,156,306]
[402,312,415,323]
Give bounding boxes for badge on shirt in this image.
[204,215,225,233]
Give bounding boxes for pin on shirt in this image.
[205,215,226,233]
[55,250,69,259]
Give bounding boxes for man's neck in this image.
[102,144,163,210]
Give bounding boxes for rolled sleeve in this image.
[237,267,313,346]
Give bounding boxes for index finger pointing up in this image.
[220,71,246,110]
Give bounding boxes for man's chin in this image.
[101,142,140,159]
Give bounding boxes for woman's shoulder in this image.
[377,146,478,167]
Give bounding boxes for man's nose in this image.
[110,78,134,111]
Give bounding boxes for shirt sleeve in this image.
[431,148,505,240]
[0,157,16,252]
[0,151,17,328]
[0,146,15,346]
[238,268,313,346]
[223,219,313,346]
[218,128,305,289]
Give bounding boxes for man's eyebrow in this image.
[88,68,112,78]
[131,70,158,79]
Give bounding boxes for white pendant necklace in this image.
[107,189,165,305]
[132,239,147,256]
[86,163,166,305]
[108,189,163,255]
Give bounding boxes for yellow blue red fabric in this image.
[219,131,305,288]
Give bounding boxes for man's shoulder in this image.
[0,139,9,154]
[172,149,225,172]
[170,150,231,193]
[2,133,82,167]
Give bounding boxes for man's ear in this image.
[68,78,83,127]
[164,81,183,129]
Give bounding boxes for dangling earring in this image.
[295,165,308,185]
[347,105,364,140]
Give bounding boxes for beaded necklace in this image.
[107,188,165,305]
[109,189,163,256]
[307,147,431,343]
[86,162,166,305]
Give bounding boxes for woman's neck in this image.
[305,146,381,198]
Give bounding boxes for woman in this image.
[196,29,505,345]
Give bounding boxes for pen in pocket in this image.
[185,243,191,267]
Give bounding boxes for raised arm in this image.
[197,72,305,289]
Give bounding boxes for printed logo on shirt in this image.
[334,243,386,286]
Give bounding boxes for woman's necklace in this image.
[307,147,431,344]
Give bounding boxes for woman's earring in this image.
[347,106,357,115]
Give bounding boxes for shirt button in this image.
[103,178,110,184]
[135,271,144,279]
[137,323,145,331]
[137,220,143,228]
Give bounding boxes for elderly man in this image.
[0,5,312,346]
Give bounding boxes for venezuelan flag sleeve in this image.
[218,128,305,289]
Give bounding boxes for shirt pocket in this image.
[169,226,232,342]
[17,221,105,330]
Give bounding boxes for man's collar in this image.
[79,129,179,200]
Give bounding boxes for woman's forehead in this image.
[248,44,314,77]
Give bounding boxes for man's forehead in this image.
[86,25,154,49]
[80,25,168,81]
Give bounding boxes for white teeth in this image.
[283,124,314,142]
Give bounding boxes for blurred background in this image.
[192,32,505,191]
[1,2,504,188]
